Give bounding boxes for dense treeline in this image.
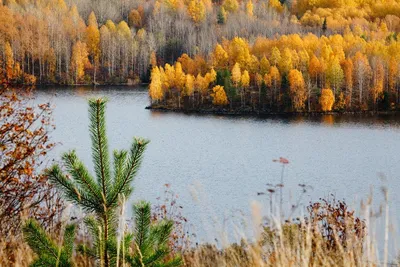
[293,0,400,31]
[0,0,296,85]
[0,0,153,84]
[2,0,400,93]
[149,31,400,112]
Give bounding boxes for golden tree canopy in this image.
[223,0,239,12]
[211,85,229,105]
[288,69,306,111]
[241,70,250,88]
[231,62,241,86]
[188,0,206,23]
[149,66,164,101]
[320,88,335,111]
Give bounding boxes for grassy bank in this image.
[0,195,394,267]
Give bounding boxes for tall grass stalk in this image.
[116,194,126,267]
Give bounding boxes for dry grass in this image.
[0,188,394,267]
[0,237,33,267]
[0,209,392,267]
[0,224,381,267]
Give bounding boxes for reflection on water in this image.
[31,86,400,247]
[321,115,334,126]
[254,113,400,129]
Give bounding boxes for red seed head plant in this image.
[306,196,366,251]
[273,157,289,219]
[152,184,192,255]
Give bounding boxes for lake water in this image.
[34,86,400,253]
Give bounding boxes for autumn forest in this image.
[2,0,400,112]
[2,0,400,266]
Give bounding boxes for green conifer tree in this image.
[45,98,149,267]
[23,219,76,267]
[322,18,327,32]
[126,201,182,267]
[217,7,227,24]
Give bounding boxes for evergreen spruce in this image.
[217,7,226,24]
[322,18,327,32]
[23,219,76,267]
[45,98,150,267]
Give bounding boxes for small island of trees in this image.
[148,35,400,113]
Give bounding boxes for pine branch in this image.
[133,201,151,253]
[108,138,149,206]
[23,220,76,267]
[88,98,111,198]
[154,257,183,267]
[30,256,57,267]
[22,219,59,259]
[112,149,128,191]
[143,248,169,265]
[62,150,102,204]
[151,220,174,248]
[77,244,98,260]
[83,216,101,244]
[63,224,76,260]
[45,165,100,213]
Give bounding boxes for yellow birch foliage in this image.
[231,63,241,86]
[246,0,254,17]
[195,74,210,96]
[188,0,206,23]
[341,58,353,93]
[128,9,142,28]
[269,66,281,88]
[71,41,90,82]
[371,61,384,104]
[241,70,250,88]
[149,66,164,101]
[223,0,239,12]
[269,0,284,13]
[320,88,335,111]
[174,62,186,89]
[228,37,251,67]
[264,73,272,87]
[389,58,398,93]
[212,44,229,68]
[87,11,98,28]
[260,56,270,75]
[288,69,307,111]
[117,21,132,39]
[326,56,344,91]
[255,73,263,88]
[184,74,195,96]
[5,41,14,80]
[105,20,116,32]
[150,51,157,66]
[279,48,293,74]
[209,68,217,83]
[86,13,100,61]
[270,47,281,66]
[211,85,229,105]
[164,63,175,89]
[309,55,322,83]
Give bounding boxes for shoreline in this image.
[145,105,400,117]
[2,82,150,88]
